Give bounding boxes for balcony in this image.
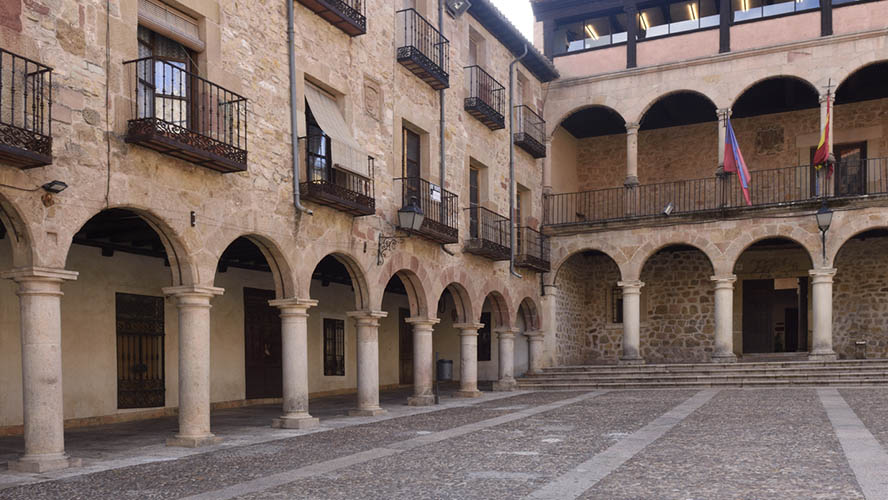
[124,57,248,173]
[516,226,550,272]
[464,66,505,130]
[299,135,375,216]
[295,0,366,36]
[514,105,546,159]
[465,206,510,261]
[396,9,450,90]
[543,159,888,227]
[0,48,52,168]
[396,177,458,244]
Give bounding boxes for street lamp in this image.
[816,200,833,264]
[378,197,425,265]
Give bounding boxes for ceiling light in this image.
[640,12,650,31]
[585,24,599,40]
[688,3,698,20]
[742,0,750,11]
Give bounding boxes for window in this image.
[478,312,492,361]
[323,318,345,376]
[304,82,368,179]
[403,127,421,178]
[612,286,624,324]
[137,25,194,127]
[516,184,530,227]
[732,0,819,22]
[468,28,486,67]
[469,167,480,237]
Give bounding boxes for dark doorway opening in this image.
[243,287,282,399]
[742,278,808,354]
[398,307,413,385]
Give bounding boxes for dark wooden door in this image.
[785,308,799,353]
[834,142,867,197]
[742,280,773,354]
[399,307,413,385]
[798,277,809,352]
[116,293,165,409]
[244,287,282,399]
[403,128,421,203]
[478,312,492,361]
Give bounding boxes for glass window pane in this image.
[638,6,668,38]
[553,20,585,54]
[699,0,720,27]
[612,13,628,43]
[795,0,820,11]
[762,0,795,16]
[584,16,612,48]
[669,1,700,33]
[733,0,763,21]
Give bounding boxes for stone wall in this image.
[833,234,888,359]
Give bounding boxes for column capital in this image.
[1,266,78,282]
[162,285,224,298]
[453,322,485,331]
[524,330,545,340]
[819,92,835,105]
[716,107,732,120]
[618,280,645,293]
[809,268,837,283]
[348,310,388,326]
[710,274,737,288]
[543,284,558,296]
[625,122,640,133]
[270,297,318,312]
[494,327,519,339]
[405,317,440,328]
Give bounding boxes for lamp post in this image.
[378,197,425,265]
[816,200,833,265]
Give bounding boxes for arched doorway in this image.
[552,105,627,193]
[378,268,429,404]
[430,282,473,391]
[639,244,715,363]
[554,250,623,365]
[0,207,22,428]
[514,297,540,376]
[732,238,814,358]
[833,228,888,359]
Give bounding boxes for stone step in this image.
[543,360,888,373]
[527,366,888,378]
[520,371,888,384]
[517,378,888,390]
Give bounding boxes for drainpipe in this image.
[288,0,312,215]
[438,0,446,189]
[508,44,528,279]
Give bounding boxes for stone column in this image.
[541,285,558,368]
[270,298,319,429]
[618,280,645,365]
[710,275,738,363]
[405,317,439,406]
[809,268,838,361]
[3,267,79,473]
[524,331,545,374]
[542,138,553,195]
[454,322,484,398]
[347,310,388,416]
[163,285,224,448]
[625,122,641,186]
[492,327,519,391]
[716,108,731,175]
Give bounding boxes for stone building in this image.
[0,0,556,472]
[532,0,888,366]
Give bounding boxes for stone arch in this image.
[549,103,629,140]
[634,89,719,127]
[303,251,371,310]
[437,281,474,325]
[516,296,540,331]
[628,239,719,280]
[480,289,512,329]
[827,211,888,266]
[213,233,297,300]
[63,206,197,286]
[730,74,820,113]
[374,265,430,318]
[726,234,817,275]
[0,192,34,268]
[833,59,888,98]
[548,242,628,287]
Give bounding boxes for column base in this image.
[407,395,436,406]
[492,379,518,392]
[455,390,483,398]
[618,357,645,366]
[808,351,838,361]
[348,407,387,417]
[272,415,319,430]
[166,434,223,448]
[624,175,639,187]
[7,455,81,473]
[710,353,737,363]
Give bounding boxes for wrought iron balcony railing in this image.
[465,205,510,261]
[464,66,505,130]
[516,226,550,272]
[0,48,52,168]
[299,135,375,216]
[396,9,450,90]
[395,176,458,244]
[124,57,248,173]
[295,0,366,36]
[514,105,546,159]
[543,158,888,227]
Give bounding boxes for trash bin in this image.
[855,340,867,360]
[436,359,453,381]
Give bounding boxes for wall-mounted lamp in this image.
[816,200,833,264]
[41,180,68,193]
[445,0,471,18]
[662,202,675,216]
[378,197,425,265]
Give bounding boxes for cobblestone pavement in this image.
[1,388,887,500]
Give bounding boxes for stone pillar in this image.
[270,298,319,429]
[624,122,641,186]
[405,317,439,406]
[525,331,545,374]
[454,322,484,398]
[809,268,838,361]
[711,275,738,363]
[347,310,388,416]
[716,108,731,175]
[618,280,645,365]
[542,138,553,195]
[3,267,79,473]
[492,327,519,391]
[163,285,224,448]
[541,285,558,368]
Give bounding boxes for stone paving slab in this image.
[580,389,865,500]
[233,390,696,500]
[839,388,888,451]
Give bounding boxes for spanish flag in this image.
[813,95,832,179]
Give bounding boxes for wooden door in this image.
[785,308,799,353]
[478,312,492,361]
[742,280,773,354]
[399,308,413,385]
[403,128,421,204]
[834,142,867,197]
[116,293,165,409]
[244,287,282,399]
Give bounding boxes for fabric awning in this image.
[304,83,369,177]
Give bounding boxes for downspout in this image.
[508,44,528,278]
[288,0,313,215]
[438,0,450,255]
